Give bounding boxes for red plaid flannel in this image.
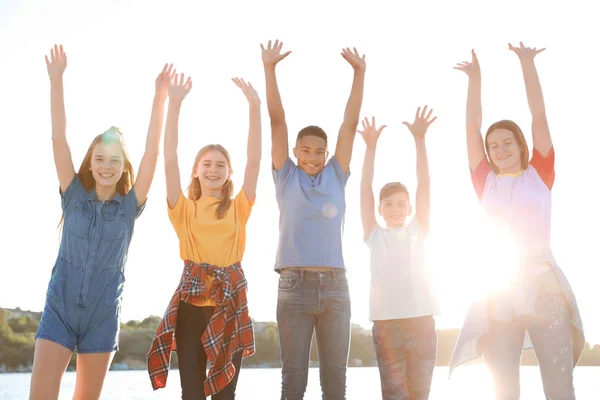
[147,260,255,396]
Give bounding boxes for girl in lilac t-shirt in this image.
[449,43,584,400]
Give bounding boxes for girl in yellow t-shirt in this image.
[149,72,261,399]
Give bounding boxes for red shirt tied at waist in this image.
[147,260,255,396]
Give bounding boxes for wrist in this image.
[49,76,64,84]
[168,98,183,108]
[263,63,277,72]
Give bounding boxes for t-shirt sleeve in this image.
[167,192,191,239]
[365,225,382,248]
[328,156,350,187]
[529,147,555,190]
[272,157,296,202]
[124,187,146,219]
[409,218,428,240]
[470,158,491,201]
[234,188,254,225]
[60,175,86,211]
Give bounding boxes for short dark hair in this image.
[296,125,328,145]
[379,182,409,203]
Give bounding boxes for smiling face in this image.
[379,190,412,228]
[293,135,328,176]
[486,128,523,174]
[484,120,529,175]
[89,141,126,188]
[193,148,231,195]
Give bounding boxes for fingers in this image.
[377,125,387,135]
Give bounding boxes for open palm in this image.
[45,44,67,80]
[261,39,291,67]
[232,77,260,105]
[341,47,366,72]
[168,73,192,102]
[155,63,175,101]
[357,116,386,148]
[403,106,437,139]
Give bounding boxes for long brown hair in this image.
[187,144,233,219]
[59,127,135,230]
[484,120,529,174]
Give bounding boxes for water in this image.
[1,366,599,399]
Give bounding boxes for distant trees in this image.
[1,307,599,372]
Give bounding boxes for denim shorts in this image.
[35,258,124,353]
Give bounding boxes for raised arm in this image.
[164,72,192,208]
[403,106,437,233]
[509,42,552,156]
[261,40,291,170]
[233,78,262,201]
[358,117,386,240]
[133,64,173,206]
[45,44,75,192]
[335,47,367,173]
[454,50,486,171]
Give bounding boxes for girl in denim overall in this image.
[30,45,171,400]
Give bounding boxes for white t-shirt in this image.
[366,219,440,321]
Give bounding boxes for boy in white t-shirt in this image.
[358,108,439,400]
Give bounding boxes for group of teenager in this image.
[28,39,584,400]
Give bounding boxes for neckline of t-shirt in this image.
[497,169,525,178]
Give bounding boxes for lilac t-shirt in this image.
[471,147,555,253]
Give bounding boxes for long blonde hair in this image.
[59,127,134,229]
[187,144,233,219]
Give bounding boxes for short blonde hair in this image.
[379,182,409,203]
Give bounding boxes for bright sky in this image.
[1,0,598,345]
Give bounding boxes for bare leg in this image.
[72,352,114,400]
[29,338,73,400]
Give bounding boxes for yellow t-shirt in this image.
[168,189,254,307]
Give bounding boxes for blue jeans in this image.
[372,316,437,400]
[277,268,351,400]
[483,274,575,400]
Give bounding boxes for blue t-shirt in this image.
[272,156,349,270]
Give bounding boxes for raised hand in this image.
[341,47,366,72]
[232,77,260,106]
[45,44,67,81]
[156,63,175,101]
[509,41,545,61]
[454,49,480,79]
[261,39,291,67]
[168,72,192,103]
[403,106,437,140]
[357,116,386,148]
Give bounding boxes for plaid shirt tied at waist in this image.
[147,260,255,396]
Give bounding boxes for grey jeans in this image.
[277,268,351,400]
[483,273,575,400]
